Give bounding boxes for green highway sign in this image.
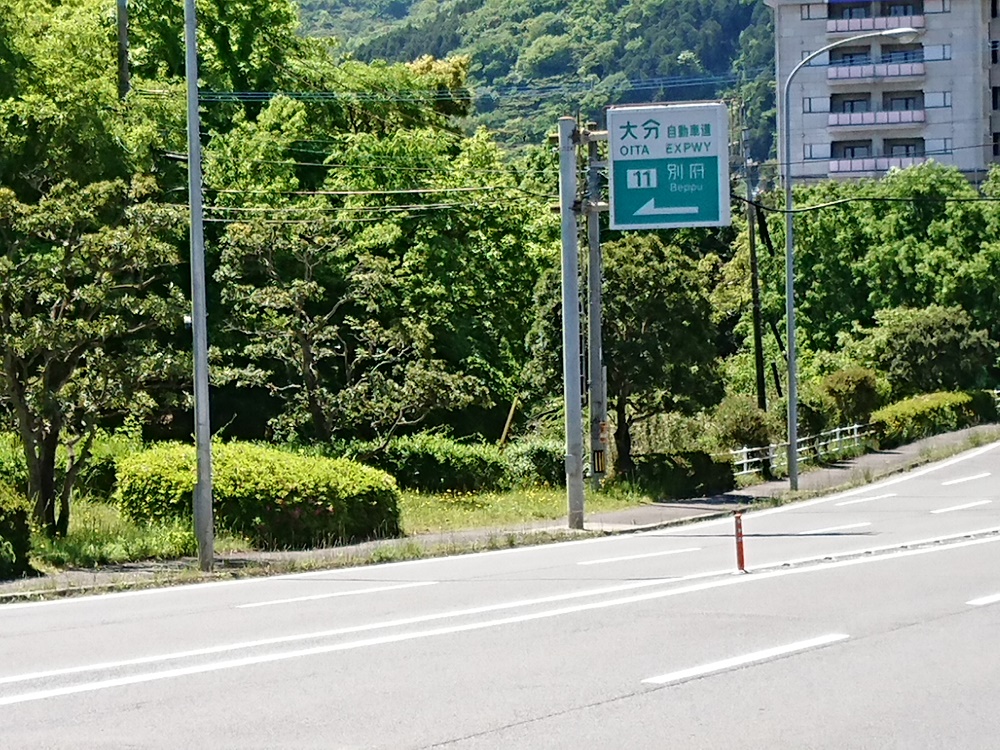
[607,102,731,230]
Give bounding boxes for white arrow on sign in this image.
[634,199,699,217]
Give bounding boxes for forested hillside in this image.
[299,0,775,157]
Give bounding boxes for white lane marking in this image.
[641,633,850,685]
[930,500,992,515]
[5,441,998,613]
[942,472,991,486]
[0,577,695,687]
[577,547,701,566]
[735,441,1000,522]
[967,593,1000,607]
[836,493,897,507]
[237,581,437,609]
[1,534,997,706]
[797,522,872,536]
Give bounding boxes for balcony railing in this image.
[829,155,927,172]
[827,14,925,34]
[828,109,925,127]
[828,61,925,80]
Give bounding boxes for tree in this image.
[0,0,186,535]
[843,305,997,399]
[602,234,723,475]
[0,181,185,535]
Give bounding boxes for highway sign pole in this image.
[184,0,214,572]
[558,117,585,530]
[585,129,608,489]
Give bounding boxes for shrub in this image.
[350,434,511,493]
[0,483,32,579]
[0,434,28,494]
[821,366,881,425]
[504,438,565,487]
[626,452,735,500]
[69,431,143,500]
[870,391,997,448]
[117,442,401,549]
[711,395,771,450]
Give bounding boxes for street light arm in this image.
[779,25,918,490]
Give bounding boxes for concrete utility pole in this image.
[558,117,585,530]
[585,127,608,489]
[184,0,214,571]
[116,0,130,100]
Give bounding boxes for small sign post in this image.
[607,102,731,230]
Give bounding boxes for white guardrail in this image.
[727,390,1000,478]
[728,423,873,478]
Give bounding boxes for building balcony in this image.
[829,156,927,173]
[827,109,925,127]
[827,61,924,82]
[827,14,925,35]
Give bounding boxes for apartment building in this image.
[766,0,997,181]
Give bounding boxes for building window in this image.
[803,96,831,113]
[993,0,998,19]
[994,87,1000,110]
[830,47,872,66]
[804,143,830,160]
[832,140,873,159]
[993,133,1000,157]
[881,44,923,63]
[801,3,827,19]
[829,2,873,20]
[923,91,950,108]
[991,41,1000,66]
[883,2,921,16]
[885,138,925,157]
[884,91,922,110]
[923,44,952,61]
[831,93,872,113]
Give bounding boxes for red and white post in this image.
[734,511,746,573]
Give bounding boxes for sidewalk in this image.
[2,424,997,601]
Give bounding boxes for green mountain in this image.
[298,0,775,158]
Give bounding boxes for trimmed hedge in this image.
[870,391,998,449]
[629,452,736,499]
[0,483,32,580]
[350,434,511,493]
[504,439,565,487]
[117,442,401,549]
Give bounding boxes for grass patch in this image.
[398,484,649,534]
[31,500,253,570]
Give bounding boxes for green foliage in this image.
[0,483,32,579]
[820,367,881,425]
[624,452,735,500]
[870,392,998,449]
[844,306,997,399]
[30,500,200,568]
[343,0,771,152]
[711,395,770,449]
[601,234,724,473]
[503,438,565,487]
[0,434,28,493]
[351,434,511,492]
[117,443,401,548]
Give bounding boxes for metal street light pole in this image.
[781,26,920,490]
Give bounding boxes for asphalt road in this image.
[1,441,998,749]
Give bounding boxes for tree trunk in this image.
[27,430,61,537]
[613,391,634,477]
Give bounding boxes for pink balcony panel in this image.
[829,156,927,173]
[827,110,925,127]
[827,62,924,80]
[826,15,925,34]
